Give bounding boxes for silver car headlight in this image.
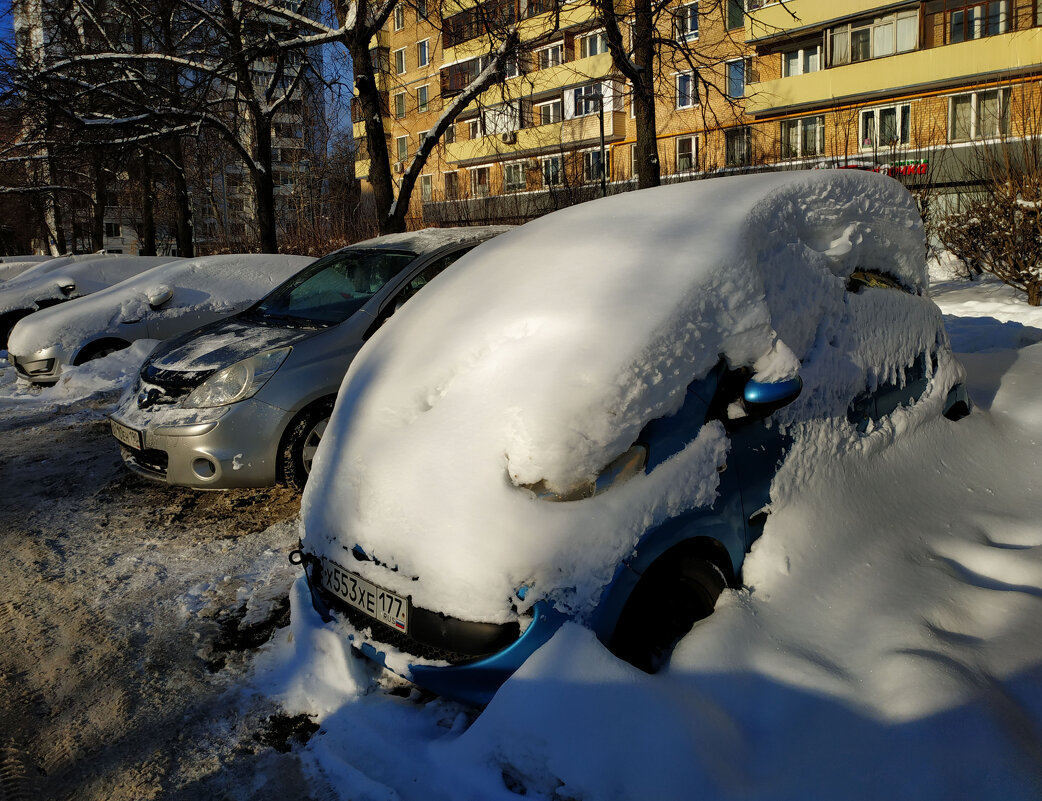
[184,347,291,409]
[522,445,648,502]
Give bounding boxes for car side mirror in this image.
[743,375,803,420]
[147,284,174,309]
[55,277,76,296]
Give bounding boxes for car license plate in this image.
[110,419,143,451]
[319,558,409,634]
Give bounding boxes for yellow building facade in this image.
[357,0,1042,224]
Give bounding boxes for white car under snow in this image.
[7,253,314,383]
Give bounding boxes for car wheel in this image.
[609,553,726,674]
[0,310,33,350]
[72,339,131,366]
[279,399,334,491]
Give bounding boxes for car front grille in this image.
[315,584,521,666]
[121,445,169,478]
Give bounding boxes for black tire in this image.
[72,339,131,366]
[609,553,726,674]
[278,399,334,491]
[0,310,34,350]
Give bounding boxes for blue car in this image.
[296,171,971,705]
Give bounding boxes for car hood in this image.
[146,316,319,375]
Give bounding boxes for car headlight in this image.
[184,347,291,408]
[523,445,648,502]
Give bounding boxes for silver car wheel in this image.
[301,419,328,473]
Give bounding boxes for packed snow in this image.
[301,170,959,625]
[7,253,314,360]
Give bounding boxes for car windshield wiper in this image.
[243,309,327,329]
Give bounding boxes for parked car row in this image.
[1,170,973,707]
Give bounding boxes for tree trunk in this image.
[252,120,279,253]
[632,0,659,189]
[139,151,157,255]
[350,39,397,235]
[168,137,194,258]
[91,162,107,252]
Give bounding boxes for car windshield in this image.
[246,248,417,327]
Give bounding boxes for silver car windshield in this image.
[247,248,417,327]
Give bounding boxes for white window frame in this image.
[416,85,430,113]
[393,4,404,30]
[630,143,638,179]
[780,115,825,158]
[417,39,430,68]
[468,119,482,139]
[579,30,608,58]
[675,71,697,109]
[395,135,408,163]
[572,84,603,117]
[394,47,407,75]
[541,155,562,187]
[676,135,697,172]
[535,98,563,125]
[827,9,918,67]
[503,161,526,192]
[444,123,456,144]
[417,129,430,147]
[782,43,821,77]
[581,147,608,183]
[443,170,460,199]
[420,174,433,201]
[675,2,699,41]
[470,165,491,196]
[394,91,407,119]
[948,88,1009,142]
[726,58,747,99]
[536,43,564,70]
[725,126,751,167]
[859,103,911,151]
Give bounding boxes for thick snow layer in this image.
[247,268,1042,801]
[7,254,314,357]
[302,170,944,623]
[0,255,181,316]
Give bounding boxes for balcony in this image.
[746,0,883,44]
[746,28,1042,116]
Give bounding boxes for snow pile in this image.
[7,254,314,356]
[0,339,156,405]
[302,170,944,623]
[0,255,180,315]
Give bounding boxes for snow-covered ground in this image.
[1,263,1041,800]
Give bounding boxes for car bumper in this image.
[300,554,566,706]
[111,397,290,489]
[10,345,65,383]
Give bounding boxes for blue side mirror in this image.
[743,375,803,419]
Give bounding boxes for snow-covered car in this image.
[296,170,973,705]
[7,253,315,384]
[0,254,180,348]
[0,255,53,284]
[108,227,510,490]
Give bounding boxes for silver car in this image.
[109,227,508,489]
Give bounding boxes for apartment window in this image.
[780,115,825,158]
[503,162,526,192]
[630,143,638,179]
[828,10,918,67]
[579,30,608,58]
[536,43,564,70]
[782,43,821,77]
[104,222,122,238]
[725,126,751,166]
[393,4,404,30]
[445,124,456,144]
[949,2,1009,43]
[676,135,697,172]
[444,171,460,199]
[470,166,490,196]
[394,91,406,119]
[421,174,433,201]
[482,102,520,134]
[582,148,608,182]
[417,39,430,68]
[859,104,911,149]
[675,2,699,40]
[536,99,563,125]
[949,89,1009,141]
[416,0,428,20]
[417,85,429,113]
[468,119,482,139]
[725,0,743,30]
[394,47,406,75]
[676,72,698,108]
[726,59,748,99]
[396,135,408,162]
[572,84,603,117]
[417,129,430,147]
[542,155,562,186]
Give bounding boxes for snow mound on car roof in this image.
[303,170,932,621]
[7,254,313,356]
